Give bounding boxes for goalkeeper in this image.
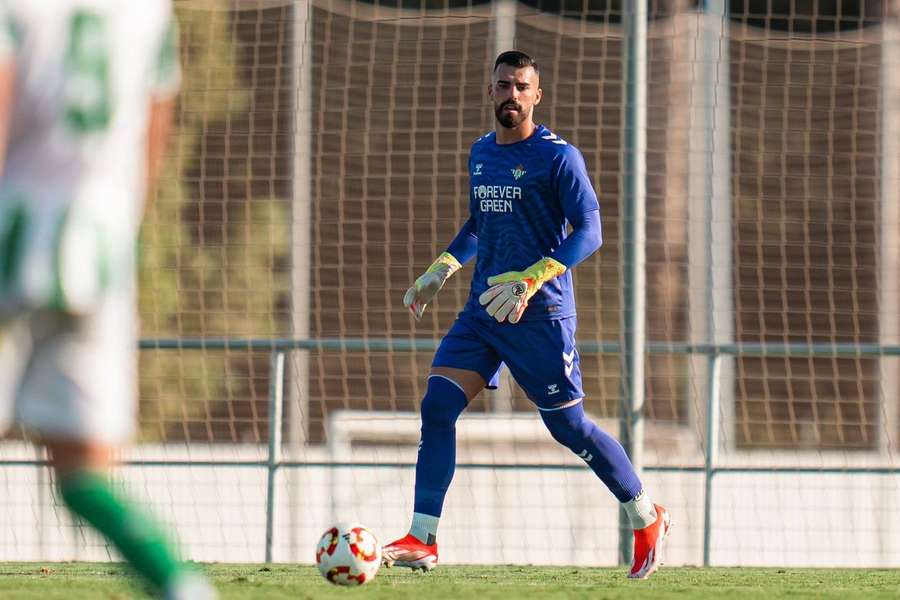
[383,50,670,580]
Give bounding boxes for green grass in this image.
[0,563,898,599]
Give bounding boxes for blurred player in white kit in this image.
[0,1,216,597]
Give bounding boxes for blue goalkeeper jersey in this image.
[462,124,601,321]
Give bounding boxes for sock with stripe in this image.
[540,401,644,503]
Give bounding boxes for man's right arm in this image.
[0,59,15,180]
[0,8,17,180]
[403,217,478,320]
[146,95,175,199]
[445,216,478,264]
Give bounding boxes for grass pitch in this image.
[0,563,898,599]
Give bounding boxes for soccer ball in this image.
[315,523,382,586]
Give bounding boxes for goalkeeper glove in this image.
[478,257,567,323]
[403,251,462,320]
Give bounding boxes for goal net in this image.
[1,0,898,568]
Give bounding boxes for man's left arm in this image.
[145,15,181,205]
[548,208,601,268]
[549,146,602,267]
[479,148,601,323]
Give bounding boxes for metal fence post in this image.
[619,0,648,566]
[703,351,722,566]
[265,350,285,563]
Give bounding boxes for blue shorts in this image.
[432,311,584,409]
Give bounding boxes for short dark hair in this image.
[493,50,539,75]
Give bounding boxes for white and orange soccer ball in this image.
[315,523,382,586]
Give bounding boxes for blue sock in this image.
[540,401,643,502]
[413,375,468,520]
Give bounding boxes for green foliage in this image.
[137,3,288,441]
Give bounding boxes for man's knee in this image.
[429,366,485,401]
[43,439,112,475]
[540,401,590,449]
[421,375,468,430]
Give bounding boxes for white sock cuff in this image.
[622,490,657,530]
[409,511,440,545]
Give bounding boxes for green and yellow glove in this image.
[403,252,462,320]
[478,257,567,323]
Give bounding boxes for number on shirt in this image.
[63,11,111,133]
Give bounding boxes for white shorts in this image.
[0,292,137,445]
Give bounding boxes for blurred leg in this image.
[46,439,186,593]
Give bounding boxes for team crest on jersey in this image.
[473,163,483,176]
[510,164,526,180]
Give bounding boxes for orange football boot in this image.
[382,533,438,572]
[629,504,672,579]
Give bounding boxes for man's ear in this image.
[534,87,543,106]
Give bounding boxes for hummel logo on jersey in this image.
[563,350,576,376]
[578,449,593,462]
[511,164,526,180]
[541,132,568,145]
[547,384,559,395]
[473,163,483,176]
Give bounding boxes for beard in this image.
[494,101,527,128]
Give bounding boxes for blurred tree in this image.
[138,2,289,442]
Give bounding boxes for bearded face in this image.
[494,98,527,129]
[489,64,541,132]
